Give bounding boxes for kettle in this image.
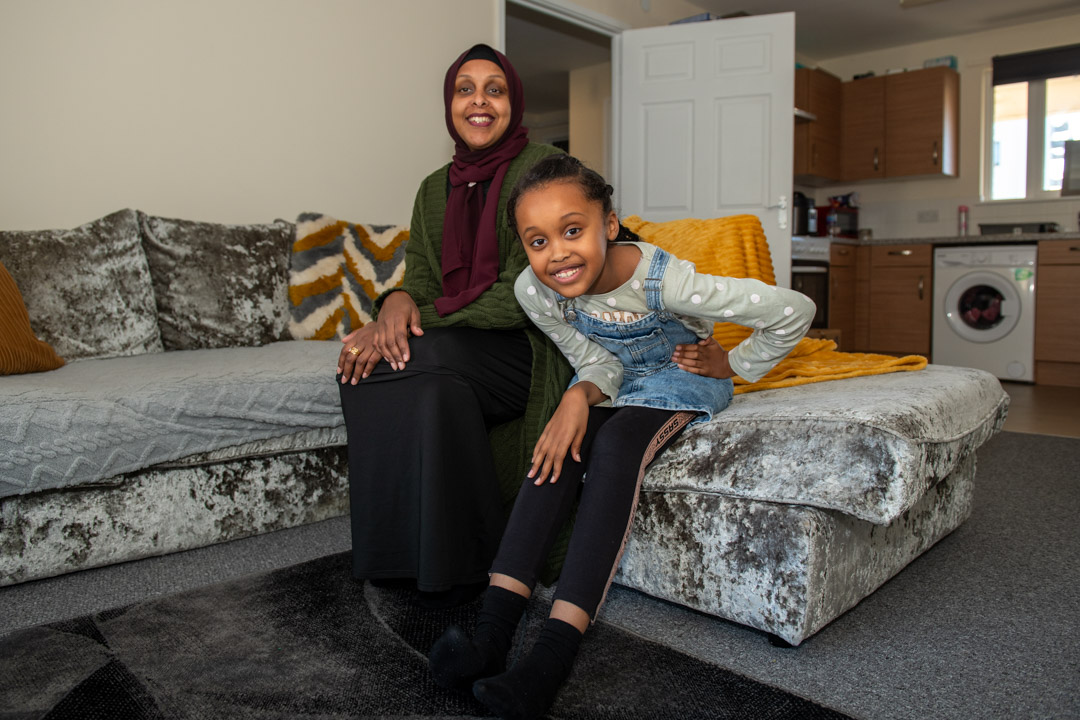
[792,192,810,236]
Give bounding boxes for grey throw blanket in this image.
[1,341,345,498]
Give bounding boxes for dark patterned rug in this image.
[0,553,849,719]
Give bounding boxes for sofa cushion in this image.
[288,213,408,340]
[0,341,346,498]
[0,209,163,360]
[139,214,294,350]
[641,364,1008,525]
[0,260,65,375]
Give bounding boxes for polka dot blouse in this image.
[514,242,816,402]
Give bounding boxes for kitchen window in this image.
[985,44,1080,201]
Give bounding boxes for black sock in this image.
[472,617,583,720]
[428,585,528,690]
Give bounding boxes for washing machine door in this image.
[942,271,1021,343]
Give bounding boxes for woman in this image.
[335,44,571,608]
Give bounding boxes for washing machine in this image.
[932,245,1037,381]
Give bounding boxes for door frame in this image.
[502,0,626,193]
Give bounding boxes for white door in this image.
[616,13,795,286]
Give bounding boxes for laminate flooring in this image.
[1000,382,1080,438]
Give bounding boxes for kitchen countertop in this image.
[830,232,1080,247]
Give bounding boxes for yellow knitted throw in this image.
[622,214,927,394]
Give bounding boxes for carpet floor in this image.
[3,431,1077,719]
[0,552,848,719]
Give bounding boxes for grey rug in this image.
[0,552,848,719]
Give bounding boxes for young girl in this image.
[428,154,815,719]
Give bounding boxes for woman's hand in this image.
[528,384,591,485]
[672,336,734,380]
[337,291,423,384]
[338,324,382,384]
[371,290,424,371]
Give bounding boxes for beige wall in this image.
[805,12,1080,238]
[569,61,612,178]
[0,0,499,230]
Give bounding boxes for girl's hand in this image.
[371,290,423,372]
[672,336,734,379]
[529,385,590,485]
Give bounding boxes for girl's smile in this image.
[515,180,632,298]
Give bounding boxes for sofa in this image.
[0,209,1007,646]
[1,209,351,587]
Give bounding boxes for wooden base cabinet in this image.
[866,244,932,357]
[1035,239,1080,387]
[828,243,869,352]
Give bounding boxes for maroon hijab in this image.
[435,44,529,316]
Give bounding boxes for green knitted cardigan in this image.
[374,142,574,581]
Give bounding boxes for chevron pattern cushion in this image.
[288,213,408,340]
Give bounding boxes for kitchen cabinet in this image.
[1034,239,1080,387]
[866,244,932,356]
[840,76,885,181]
[794,68,841,182]
[828,243,869,352]
[841,67,958,181]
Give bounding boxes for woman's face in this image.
[451,59,511,152]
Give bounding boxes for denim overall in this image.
[558,247,733,426]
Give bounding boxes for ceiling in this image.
[506,0,1080,115]
[696,0,1080,60]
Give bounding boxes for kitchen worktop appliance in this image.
[790,235,831,328]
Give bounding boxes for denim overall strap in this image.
[642,247,671,313]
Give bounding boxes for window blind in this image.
[992,43,1080,86]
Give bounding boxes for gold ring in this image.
[348,346,360,356]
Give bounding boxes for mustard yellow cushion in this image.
[0,260,65,375]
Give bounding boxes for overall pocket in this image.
[589,328,674,370]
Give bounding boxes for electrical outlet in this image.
[917,209,939,223]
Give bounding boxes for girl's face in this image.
[516,180,620,299]
[451,59,511,151]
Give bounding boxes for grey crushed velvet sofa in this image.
[1,209,349,586]
[1,209,1007,646]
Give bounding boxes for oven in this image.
[790,236,830,328]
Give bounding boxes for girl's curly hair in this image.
[506,154,638,242]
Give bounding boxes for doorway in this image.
[504,1,612,176]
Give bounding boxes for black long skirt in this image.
[338,327,532,592]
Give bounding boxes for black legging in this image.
[490,404,695,619]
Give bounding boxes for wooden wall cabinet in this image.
[866,244,933,357]
[794,67,841,182]
[1035,239,1080,387]
[841,67,958,181]
[840,76,885,181]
